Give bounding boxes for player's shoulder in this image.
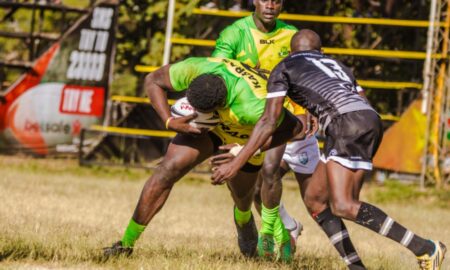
[222,16,252,32]
[177,57,207,65]
[275,19,298,31]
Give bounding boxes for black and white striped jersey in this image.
[267,50,375,130]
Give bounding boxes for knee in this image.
[148,162,180,190]
[253,188,262,205]
[260,163,280,185]
[303,193,327,214]
[329,200,359,219]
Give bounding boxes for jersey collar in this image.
[290,50,323,57]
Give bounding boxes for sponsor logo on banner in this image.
[0,3,117,154]
[59,85,105,116]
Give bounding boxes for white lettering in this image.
[79,29,97,51]
[91,7,114,30]
[79,91,94,113]
[66,51,107,81]
[94,31,109,52]
[306,57,352,83]
[62,89,81,112]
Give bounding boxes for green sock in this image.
[260,204,279,235]
[274,215,290,244]
[234,206,252,227]
[121,219,146,248]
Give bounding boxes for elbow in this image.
[258,114,278,133]
[144,73,157,98]
[144,73,154,89]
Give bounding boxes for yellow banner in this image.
[373,100,426,174]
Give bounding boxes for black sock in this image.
[315,208,366,269]
[355,202,435,256]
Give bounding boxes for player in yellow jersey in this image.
[211,1,366,267]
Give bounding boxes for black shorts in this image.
[323,110,383,170]
[208,132,261,173]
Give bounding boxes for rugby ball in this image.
[170,97,220,130]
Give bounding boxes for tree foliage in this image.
[114,0,433,116]
[0,0,436,116]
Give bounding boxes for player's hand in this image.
[167,113,202,135]
[305,113,319,137]
[210,143,240,166]
[211,162,239,185]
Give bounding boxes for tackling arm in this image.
[211,96,286,184]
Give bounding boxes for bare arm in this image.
[145,65,200,134]
[145,65,173,124]
[210,96,286,184]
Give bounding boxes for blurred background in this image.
[0,0,448,188]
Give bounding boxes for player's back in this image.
[269,50,375,129]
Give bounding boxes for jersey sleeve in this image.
[212,25,239,59]
[355,81,364,92]
[169,58,207,92]
[267,62,289,99]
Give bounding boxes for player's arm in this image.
[211,96,285,184]
[211,63,297,184]
[144,65,200,134]
[212,26,238,59]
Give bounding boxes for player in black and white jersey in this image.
[212,29,446,270]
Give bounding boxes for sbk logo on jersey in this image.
[260,39,275,44]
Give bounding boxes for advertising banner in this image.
[0,1,118,155]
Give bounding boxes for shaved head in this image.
[290,29,322,53]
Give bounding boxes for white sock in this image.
[279,202,297,231]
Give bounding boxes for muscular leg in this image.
[253,173,263,214]
[299,161,365,269]
[257,144,294,261]
[296,161,328,215]
[227,169,259,257]
[326,160,436,258]
[326,161,363,220]
[121,134,215,248]
[227,170,258,212]
[260,144,286,208]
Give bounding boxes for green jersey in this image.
[212,15,297,72]
[169,57,270,130]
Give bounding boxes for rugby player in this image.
[211,0,365,266]
[211,29,447,270]
[103,57,301,259]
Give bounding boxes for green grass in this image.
[0,156,449,269]
[369,180,450,209]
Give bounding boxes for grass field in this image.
[0,156,449,270]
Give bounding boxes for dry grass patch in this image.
[0,156,449,269]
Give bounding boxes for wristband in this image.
[165,117,174,130]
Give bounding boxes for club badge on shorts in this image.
[298,152,309,165]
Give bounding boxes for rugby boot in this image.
[417,240,446,270]
[103,241,133,258]
[234,214,258,258]
[288,219,303,254]
[257,233,275,259]
[275,239,293,263]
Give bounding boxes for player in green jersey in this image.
[211,0,366,267]
[103,57,302,259]
[212,1,300,261]
[213,1,296,73]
